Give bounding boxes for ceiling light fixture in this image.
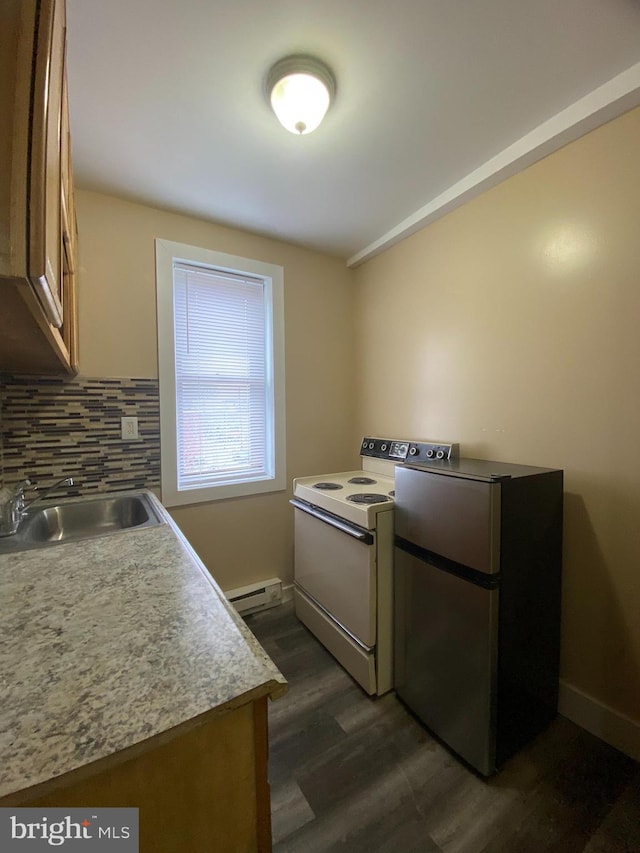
[266,55,336,135]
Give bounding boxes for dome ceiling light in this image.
[266,55,336,135]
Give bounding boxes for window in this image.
[156,239,285,506]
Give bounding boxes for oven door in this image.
[291,500,377,648]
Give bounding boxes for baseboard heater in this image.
[226,577,283,615]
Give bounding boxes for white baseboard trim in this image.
[281,583,294,604]
[558,680,640,762]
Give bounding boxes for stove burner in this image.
[388,490,395,497]
[348,476,377,485]
[313,482,343,491]
[346,493,391,504]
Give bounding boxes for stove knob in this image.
[368,442,374,449]
[381,443,388,451]
[426,448,435,458]
[409,447,418,456]
[436,449,445,459]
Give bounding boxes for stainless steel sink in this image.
[0,491,162,554]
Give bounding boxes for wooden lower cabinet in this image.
[20,698,272,852]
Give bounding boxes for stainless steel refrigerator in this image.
[394,458,563,776]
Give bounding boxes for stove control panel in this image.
[407,441,460,463]
[361,438,397,458]
[361,437,459,462]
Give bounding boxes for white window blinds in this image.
[173,262,274,491]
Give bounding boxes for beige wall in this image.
[75,190,356,591]
[352,106,640,722]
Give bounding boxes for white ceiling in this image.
[66,0,640,264]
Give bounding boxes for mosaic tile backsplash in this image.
[0,375,160,499]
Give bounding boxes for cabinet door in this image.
[60,47,79,371]
[0,0,34,277]
[28,0,66,328]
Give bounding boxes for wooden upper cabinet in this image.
[0,0,78,375]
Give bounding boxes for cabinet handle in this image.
[31,270,63,328]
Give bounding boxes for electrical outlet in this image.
[121,416,139,440]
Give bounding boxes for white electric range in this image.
[291,437,458,695]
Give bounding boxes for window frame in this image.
[155,238,286,507]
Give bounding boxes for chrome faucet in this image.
[0,479,31,538]
[0,476,75,537]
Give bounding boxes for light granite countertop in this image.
[0,493,287,802]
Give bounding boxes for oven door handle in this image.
[290,499,374,544]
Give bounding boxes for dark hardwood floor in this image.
[245,602,640,853]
